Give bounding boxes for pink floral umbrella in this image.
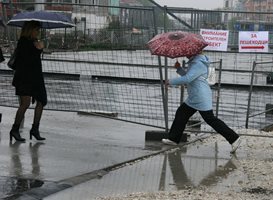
[147,31,208,58]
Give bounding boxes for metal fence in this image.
[162,7,273,51]
[0,2,272,131]
[161,6,273,131]
[245,60,273,129]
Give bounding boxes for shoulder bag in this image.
[7,48,17,70]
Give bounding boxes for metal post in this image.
[1,2,9,48]
[146,0,193,29]
[152,7,167,132]
[180,60,185,105]
[215,59,222,117]
[163,6,168,133]
[245,61,256,128]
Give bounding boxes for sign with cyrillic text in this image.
[239,31,268,52]
[200,29,229,51]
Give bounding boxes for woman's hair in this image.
[20,21,41,39]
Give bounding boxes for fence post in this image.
[152,7,168,133]
[245,61,256,129]
[163,6,168,133]
[180,61,186,105]
[215,59,222,117]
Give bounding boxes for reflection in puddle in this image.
[0,141,45,198]
[164,146,237,190]
[45,141,239,199]
[0,177,44,199]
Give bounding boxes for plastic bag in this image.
[207,66,216,85]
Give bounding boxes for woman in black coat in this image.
[10,21,46,142]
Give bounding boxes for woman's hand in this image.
[174,61,181,69]
[34,41,44,50]
[165,79,170,86]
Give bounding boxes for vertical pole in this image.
[215,59,222,117]
[1,2,10,48]
[9,0,17,43]
[180,60,185,105]
[163,6,168,133]
[2,3,9,126]
[245,61,256,128]
[83,18,86,41]
[152,7,167,131]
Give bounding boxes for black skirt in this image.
[15,84,47,106]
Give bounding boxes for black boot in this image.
[10,124,25,142]
[30,123,45,140]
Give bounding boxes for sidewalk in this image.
[0,106,165,199]
[1,106,273,200]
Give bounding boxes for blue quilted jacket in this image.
[169,54,212,111]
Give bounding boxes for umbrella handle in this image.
[174,60,181,68]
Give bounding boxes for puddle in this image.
[44,140,240,200]
[0,176,44,199]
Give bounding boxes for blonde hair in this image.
[20,21,41,39]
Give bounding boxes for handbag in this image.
[0,48,5,63]
[7,48,17,70]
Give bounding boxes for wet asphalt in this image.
[0,106,245,200]
[0,106,168,199]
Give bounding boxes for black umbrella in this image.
[7,10,75,29]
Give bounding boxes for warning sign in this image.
[200,29,229,51]
[239,31,268,52]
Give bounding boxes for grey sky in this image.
[154,0,223,9]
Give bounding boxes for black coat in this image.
[12,36,47,106]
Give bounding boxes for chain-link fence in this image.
[0,2,272,130]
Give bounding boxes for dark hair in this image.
[20,21,41,39]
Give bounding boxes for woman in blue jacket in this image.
[162,53,241,153]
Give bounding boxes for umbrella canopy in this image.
[147,31,208,58]
[7,10,75,29]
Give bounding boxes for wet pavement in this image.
[43,140,237,200]
[0,106,174,199]
[1,106,273,200]
[42,133,273,200]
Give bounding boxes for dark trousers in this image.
[169,103,239,144]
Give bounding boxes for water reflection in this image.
[62,141,240,199]
[199,157,236,186]
[167,147,192,190]
[29,142,45,176]
[9,141,23,176]
[3,141,45,198]
[158,143,237,190]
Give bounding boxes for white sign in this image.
[200,29,229,51]
[239,31,268,53]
